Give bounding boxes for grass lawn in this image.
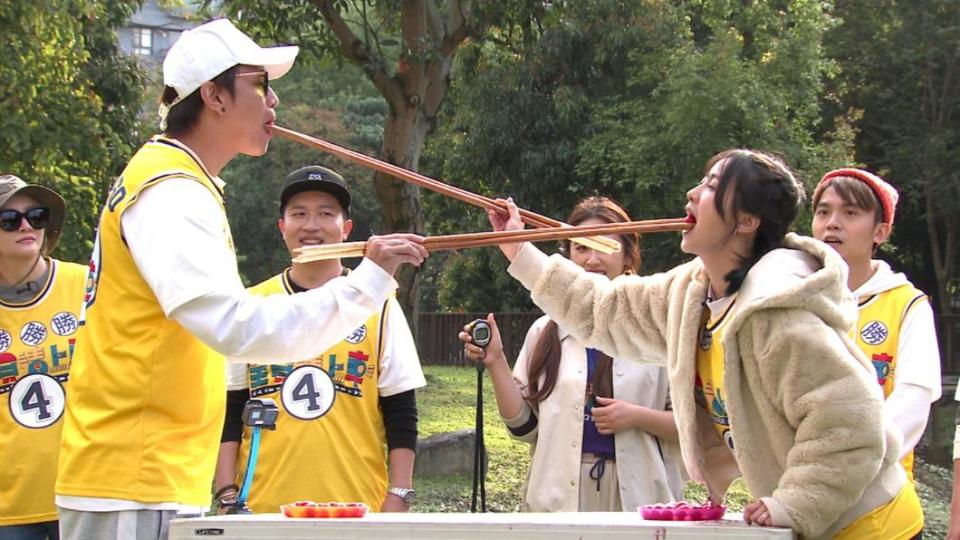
[415,364,530,512]
[415,365,952,537]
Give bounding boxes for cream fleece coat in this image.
[509,233,906,539]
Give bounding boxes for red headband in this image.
[814,168,899,225]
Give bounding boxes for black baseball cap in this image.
[279,165,351,217]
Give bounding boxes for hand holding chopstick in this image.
[292,218,690,263]
[363,233,430,275]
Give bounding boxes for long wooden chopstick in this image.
[270,125,620,254]
[291,218,690,263]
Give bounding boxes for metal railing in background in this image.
[417,312,959,374]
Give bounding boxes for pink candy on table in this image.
[638,500,726,521]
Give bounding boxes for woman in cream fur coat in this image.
[490,150,922,539]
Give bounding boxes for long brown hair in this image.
[525,196,640,403]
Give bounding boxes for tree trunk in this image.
[309,0,476,322]
[375,100,429,322]
[925,186,958,315]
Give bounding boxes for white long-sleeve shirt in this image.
[125,177,397,364]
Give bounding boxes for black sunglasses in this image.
[232,70,270,97]
[0,207,50,232]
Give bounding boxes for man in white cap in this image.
[55,19,427,540]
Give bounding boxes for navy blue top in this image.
[581,348,616,456]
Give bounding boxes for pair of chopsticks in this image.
[291,218,691,263]
[271,126,620,255]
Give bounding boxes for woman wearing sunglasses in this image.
[0,175,88,540]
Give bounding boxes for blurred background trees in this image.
[1,0,956,317]
[0,0,145,262]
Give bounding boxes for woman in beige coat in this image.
[460,197,685,512]
[488,150,922,539]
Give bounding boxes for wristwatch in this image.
[387,486,416,505]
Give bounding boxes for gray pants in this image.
[58,509,177,540]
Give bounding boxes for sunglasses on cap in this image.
[231,70,270,98]
[0,207,50,232]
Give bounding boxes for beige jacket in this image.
[509,234,905,539]
[504,316,686,511]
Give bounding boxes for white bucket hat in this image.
[159,18,299,126]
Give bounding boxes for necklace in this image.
[0,255,43,297]
[699,295,737,351]
[699,313,713,351]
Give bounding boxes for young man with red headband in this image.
[55,19,427,540]
[811,169,942,492]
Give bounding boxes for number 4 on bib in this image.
[281,365,336,420]
[9,373,65,429]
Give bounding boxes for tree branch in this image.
[312,0,405,108]
[925,184,946,305]
[402,0,428,53]
[425,0,443,42]
[935,44,959,127]
[440,0,474,56]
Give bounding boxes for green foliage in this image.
[211,1,570,315]
[578,0,852,263]
[827,0,960,312]
[434,249,536,312]
[0,0,146,263]
[424,0,854,310]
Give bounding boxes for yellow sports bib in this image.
[237,269,390,512]
[695,298,737,452]
[0,260,87,525]
[834,481,923,540]
[855,284,926,481]
[57,137,228,506]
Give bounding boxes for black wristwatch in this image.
[387,486,416,505]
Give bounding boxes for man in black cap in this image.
[214,165,424,514]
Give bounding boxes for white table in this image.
[169,512,797,539]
